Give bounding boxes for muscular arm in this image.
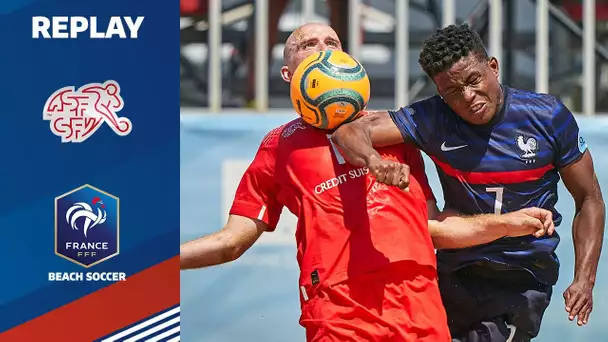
[180,215,268,269]
[331,111,406,167]
[560,151,605,285]
[427,201,553,249]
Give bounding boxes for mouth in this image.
[469,103,487,116]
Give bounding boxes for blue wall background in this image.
[180,111,608,342]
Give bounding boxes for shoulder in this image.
[261,118,308,148]
[278,118,310,140]
[250,121,303,171]
[407,94,444,115]
[391,94,446,127]
[508,87,560,115]
[509,88,576,128]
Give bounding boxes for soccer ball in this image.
[290,50,370,130]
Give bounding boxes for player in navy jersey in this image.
[332,23,605,341]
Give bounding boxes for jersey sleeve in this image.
[403,145,436,202]
[550,99,588,168]
[229,129,284,231]
[387,99,438,150]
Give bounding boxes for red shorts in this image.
[299,261,451,342]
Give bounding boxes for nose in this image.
[315,43,327,52]
[462,87,476,103]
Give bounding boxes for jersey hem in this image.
[555,151,585,169]
[229,200,277,231]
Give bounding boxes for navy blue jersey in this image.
[389,86,588,285]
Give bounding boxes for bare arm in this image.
[427,201,554,250]
[560,151,605,324]
[428,202,509,249]
[561,151,605,285]
[331,111,406,167]
[180,215,268,269]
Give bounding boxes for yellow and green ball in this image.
[290,50,371,130]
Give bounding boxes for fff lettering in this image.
[32,16,144,39]
[65,241,109,258]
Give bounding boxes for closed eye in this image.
[300,39,318,49]
[326,39,340,47]
[467,73,482,85]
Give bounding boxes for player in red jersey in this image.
[180,23,555,342]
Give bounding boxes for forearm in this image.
[572,198,606,284]
[429,214,507,249]
[180,233,237,270]
[332,123,382,167]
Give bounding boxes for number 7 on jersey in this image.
[486,187,504,215]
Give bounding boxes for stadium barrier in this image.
[180,111,608,342]
[199,0,599,115]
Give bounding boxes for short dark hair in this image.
[418,23,489,78]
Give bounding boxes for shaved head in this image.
[280,22,343,83]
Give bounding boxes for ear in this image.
[488,57,500,78]
[432,80,445,102]
[280,66,291,82]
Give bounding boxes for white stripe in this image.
[257,205,266,220]
[300,286,309,301]
[101,307,180,342]
[124,317,180,342]
[327,134,346,165]
[166,337,180,342]
[146,326,180,342]
[506,324,517,342]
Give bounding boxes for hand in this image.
[501,207,555,238]
[564,280,594,326]
[368,158,410,190]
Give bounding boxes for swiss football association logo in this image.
[55,185,119,268]
[43,80,132,143]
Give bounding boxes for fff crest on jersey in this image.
[43,80,132,143]
[55,184,120,268]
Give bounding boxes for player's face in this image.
[432,54,502,125]
[283,25,343,82]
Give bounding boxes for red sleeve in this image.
[229,129,284,231]
[404,145,436,202]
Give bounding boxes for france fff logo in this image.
[55,184,119,267]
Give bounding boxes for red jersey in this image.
[230,118,436,291]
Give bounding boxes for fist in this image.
[369,159,411,190]
[502,207,555,238]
